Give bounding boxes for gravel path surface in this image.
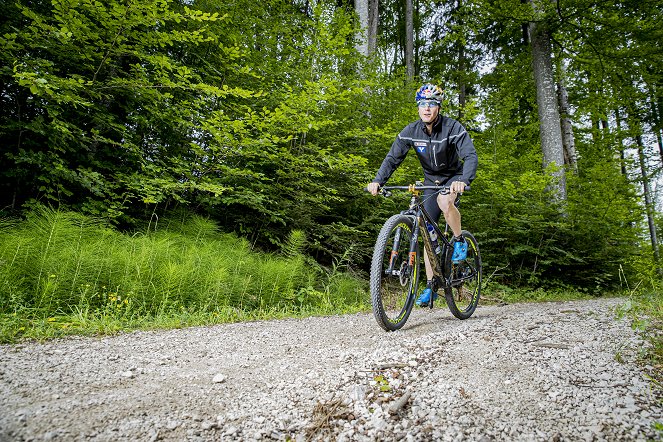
[1,298,661,441]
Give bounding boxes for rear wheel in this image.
[370,214,419,331]
[444,230,481,319]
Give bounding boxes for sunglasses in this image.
[418,100,440,108]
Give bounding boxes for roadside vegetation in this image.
[615,287,663,390]
[0,208,367,343]
[2,208,659,357]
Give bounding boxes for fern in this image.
[282,230,307,258]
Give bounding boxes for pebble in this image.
[212,373,226,383]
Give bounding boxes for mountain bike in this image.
[369,183,481,331]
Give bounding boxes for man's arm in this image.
[451,123,478,186]
[373,129,412,186]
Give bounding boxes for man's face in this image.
[418,100,440,124]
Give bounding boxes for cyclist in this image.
[367,83,478,307]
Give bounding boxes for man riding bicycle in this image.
[367,83,478,307]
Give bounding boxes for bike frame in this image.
[382,184,469,305]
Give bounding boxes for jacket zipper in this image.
[430,135,438,169]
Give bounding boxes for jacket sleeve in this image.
[373,129,412,185]
[451,123,478,185]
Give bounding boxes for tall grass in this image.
[0,208,368,342]
[615,283,663,390]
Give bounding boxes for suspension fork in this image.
[408,217,420,269]
[386,227,403,273]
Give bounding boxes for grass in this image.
[0,302,367,343]
[0,207,369,343]
[615,287,663,383]
[481,283,598,304]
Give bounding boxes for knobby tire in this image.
[370,214,419,331]
[444,230,481,319]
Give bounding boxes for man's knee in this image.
[437,194,455,214]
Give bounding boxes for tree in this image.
[528,0,566,201]
[556,63,577,173]
[0,0,237,219]
[418,0,483,123]
[636,135,660,263]
[1,0,661,290]
[354,0,369,56]
[368,0,379,55]
[405,0,414,79]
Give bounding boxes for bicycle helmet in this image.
[415,83,444,103]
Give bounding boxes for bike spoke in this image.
[444,231,482,320]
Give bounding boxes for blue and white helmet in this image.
[415,83,444,103]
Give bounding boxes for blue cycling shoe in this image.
[416,287,438,307]
[452,238,468,263]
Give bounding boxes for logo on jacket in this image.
[414,141,426,153]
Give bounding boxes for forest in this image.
[0,0,661,342]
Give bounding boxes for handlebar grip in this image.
[364,186,392,197]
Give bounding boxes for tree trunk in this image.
[556,68,577,174]
[636,135,661,264]
[405,0,414,80]
[658,94,663,161]
[528,9,566,201]
[615,109,628,176]
[354,0,369,56]
[648,89,663,163]
[458,43,466,120]
[367,0,378,56]
[457,0,466,120]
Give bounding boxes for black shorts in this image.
[422,175,464,223]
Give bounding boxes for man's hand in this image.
[367,182,381,196]
[450,181,466,194]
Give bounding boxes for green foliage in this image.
[0,0,661,304]
[457,5,655,290]
[0,208,367,342]
[282,230,307,259]
[482,283,594,305]
[0,0,246,218]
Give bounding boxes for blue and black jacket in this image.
[373,115,478,186]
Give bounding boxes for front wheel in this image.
[444,230,481,320]
[370,214,419,331]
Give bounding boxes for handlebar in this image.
[365,184,470,197]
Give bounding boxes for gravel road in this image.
[1,298,661,441]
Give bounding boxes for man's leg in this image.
[421,192,461,298]
[438,190,467,263]
[423,251,433,280]
[437,192,462,238]
[418,189,442,306]
[418,252,437,306]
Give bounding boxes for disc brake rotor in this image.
[399,261,410,286]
